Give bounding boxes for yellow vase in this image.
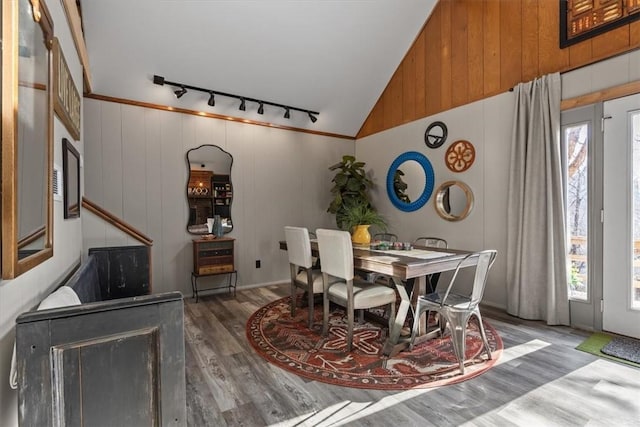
[351,224,371,245]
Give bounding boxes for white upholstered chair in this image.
[284,226,324,328]
[409,250,497,374]
[316,228,397,352]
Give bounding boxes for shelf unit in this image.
[212,174,232,219]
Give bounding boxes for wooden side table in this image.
[191,237,237,302]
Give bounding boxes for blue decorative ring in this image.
[386,151,434,212]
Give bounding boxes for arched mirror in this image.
[386,151,434,212]
[434,180,474,221]
[2,0,54,279]
[186,145,233,234]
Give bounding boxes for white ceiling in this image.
[80,0,437,137]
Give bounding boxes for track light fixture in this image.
[152,75,319,123]
[174,85,187,99]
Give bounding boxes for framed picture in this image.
[62,138,81,219]
[53,38,81,140]
[560,0,640,48]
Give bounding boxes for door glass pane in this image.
[565,123,589,301]
[632,111,640,309]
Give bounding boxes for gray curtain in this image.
[506,72,570,325]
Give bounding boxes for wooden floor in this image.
[184,284,640,427]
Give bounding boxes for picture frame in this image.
[62,138,81,219]
[560,0,640,48]
[53,37,81,140]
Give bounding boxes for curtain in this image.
[506,72,570,325]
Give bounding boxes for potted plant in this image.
[327,155,374,229]
[339,201,387,245]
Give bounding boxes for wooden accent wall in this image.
[357,0,640,139]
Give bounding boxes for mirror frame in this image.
[386,151,434,212]
[63,138,81,219]
[185,144,234,235]
[2,0,55,279]
[434,180,474,222]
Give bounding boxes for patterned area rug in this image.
[246,296,503,390]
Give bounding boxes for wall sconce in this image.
[153,75,319,123]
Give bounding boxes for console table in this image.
[191,237,237,302]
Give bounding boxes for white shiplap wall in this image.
[82,99,353,296]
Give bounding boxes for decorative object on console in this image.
[424,120,448,149]
[153,75,319,122]
[386,151,434,212]
[445,139,476,172]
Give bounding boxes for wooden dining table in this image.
[279,240,478,357]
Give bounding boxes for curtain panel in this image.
[506,73,570,325]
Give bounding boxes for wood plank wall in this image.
[357,0,640,139]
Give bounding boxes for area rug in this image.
[246,296,503,390]
[576,333,640,368]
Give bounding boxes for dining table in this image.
[279,239,478,357]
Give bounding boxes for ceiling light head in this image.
[174,85,187,98]
[284,108,290,119]
[239,98,246,111]
[257,102,264,115]
[207,92,215,107]
[153,75,165,86]
[308,112,317,123]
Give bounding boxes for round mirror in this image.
[386,151,434,212]
[434,180,474,221]
[186,145,233,234]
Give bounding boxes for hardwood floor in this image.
[184,284,640,426]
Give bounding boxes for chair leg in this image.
[322,288,330,336]
[409,301,425,351]
[474,309,492,360]
[447,312,470,374]
[307,270,314,329]
[347,304,354,352]
[290,264,297,317]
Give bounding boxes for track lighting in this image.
[174,85,187,99]
[152,75,319,123]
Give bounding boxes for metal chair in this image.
[284,226,324,328]
[412,237,448,291]
[409,250,497,374]
[316,229,397,352]
[373,233,398,243]
[413,236,448,249]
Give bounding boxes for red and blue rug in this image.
[246,296,502,390]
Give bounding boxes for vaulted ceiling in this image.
[79,0,437,137]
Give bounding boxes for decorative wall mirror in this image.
[386,151,434,212]
[434,180,474,221]
[2,0,54,279]
[185,145,234,234]
[63,138,80,219]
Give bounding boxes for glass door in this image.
[603,93,640,339]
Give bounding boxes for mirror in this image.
[2,0,54,278]
[386,151,434,212]
[434,180,474,221]
[186,145,234,234]
[63,138,80,218]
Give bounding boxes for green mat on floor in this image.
[576,332,640,368]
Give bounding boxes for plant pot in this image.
[351,224,371,245]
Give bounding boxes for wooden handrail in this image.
[82,197,153,246]
[17,225,46,249]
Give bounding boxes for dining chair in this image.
[412,236,448,291]
[409,250,497,374]
[316,228,397,352]
[284,226,325,328]
[373,232,398,243]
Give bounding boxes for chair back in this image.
[413,236,448,248]
[316,229,354,281]
[373,233,398,243]
[441,250,497,308]
[284,226,313,269]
